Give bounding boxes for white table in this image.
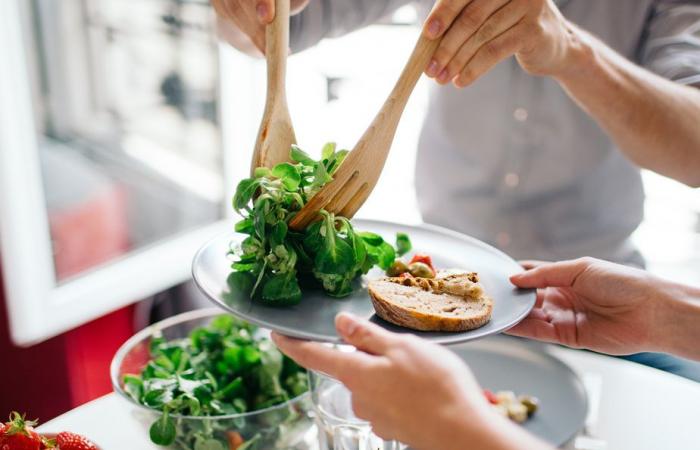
[39,346,700,450]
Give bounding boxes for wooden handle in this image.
[352,33,441,155]
[252,0,296,174]
[385,34,441,114]
[265,0,290,96]
[289,34,441,225]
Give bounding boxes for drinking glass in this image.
[309,369,405,450]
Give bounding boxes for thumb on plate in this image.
[510,258,590,289]
[335,312,397,356]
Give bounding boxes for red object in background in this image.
[49,186,130,280]
[0,272,135,422]
[0,182,136,420]
[51,186,133,406]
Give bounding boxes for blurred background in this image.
[0,0,698,422]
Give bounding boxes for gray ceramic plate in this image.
[452,335,588,446]
[192,219,536,345]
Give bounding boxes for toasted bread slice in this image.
[368,273,492,332]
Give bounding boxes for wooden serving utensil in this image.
[251,0,296,174]
[289,34,441,230]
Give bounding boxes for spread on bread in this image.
[385,272,484,300]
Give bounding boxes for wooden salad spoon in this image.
[289,33,442,230]
[251,0,296,174]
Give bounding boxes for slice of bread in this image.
[368,273,493,332]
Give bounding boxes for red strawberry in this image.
[55,432,98,450]
[0,412,42,450]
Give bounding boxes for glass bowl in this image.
[110,308,317,450]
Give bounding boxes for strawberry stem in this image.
[6,411,37,436]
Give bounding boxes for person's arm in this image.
[420,1,700,187]
[553,13,700,188]
[288,0,417,53]
[508,257,700,362]
[272,313,551,450]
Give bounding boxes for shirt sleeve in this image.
[639,2,700,86]
[289,0,427,52]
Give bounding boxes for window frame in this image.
[0,0,233,346]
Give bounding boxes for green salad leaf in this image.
[150,410,177,445]
[230,143,411,304]
[395,232,412,256]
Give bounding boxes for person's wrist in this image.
[421,394,498,450]
[549,22,598,84]
[447,405,507,450]
[445,401,548,450]
[652,283,700,357]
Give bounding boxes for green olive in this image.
[386,260,409,277]
[408,262,434,278]
[518,395,539,415]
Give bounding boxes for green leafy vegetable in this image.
[395,232,412,256]
[230,143,410,304]
[150,410,177,445]
[270,163,301,191]
[123,315,308,449]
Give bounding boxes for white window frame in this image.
[0,0,245,346]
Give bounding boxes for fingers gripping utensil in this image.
[251,0,296,174]
[289,34,441,230]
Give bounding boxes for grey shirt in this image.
[290,1,700,265]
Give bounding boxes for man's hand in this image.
[422,0,583,87]
[507,257,686,355]
[272,313,549,450]
[212,0,309,54]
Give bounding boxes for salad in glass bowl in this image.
[110,308,315,450]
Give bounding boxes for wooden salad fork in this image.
[289,34,442,230]
[251,0,296,174]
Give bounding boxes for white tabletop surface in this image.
[38,345,700,450]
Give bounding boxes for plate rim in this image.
[192,219,536,345]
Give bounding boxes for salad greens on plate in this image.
[231,143,411,305]
[123,315,308,449]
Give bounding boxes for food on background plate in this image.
[230,143,411,305]
[122,315,309,449]
[369,268,493,332]
[483,390,539,423]
[0,412,99,450]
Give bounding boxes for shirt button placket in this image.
[505,105,528,191]
[513,107,528,122]
[495,62,535,250]
[504,172,520,188]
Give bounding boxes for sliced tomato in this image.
[409,254,436,275]
[483,389,498,405]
